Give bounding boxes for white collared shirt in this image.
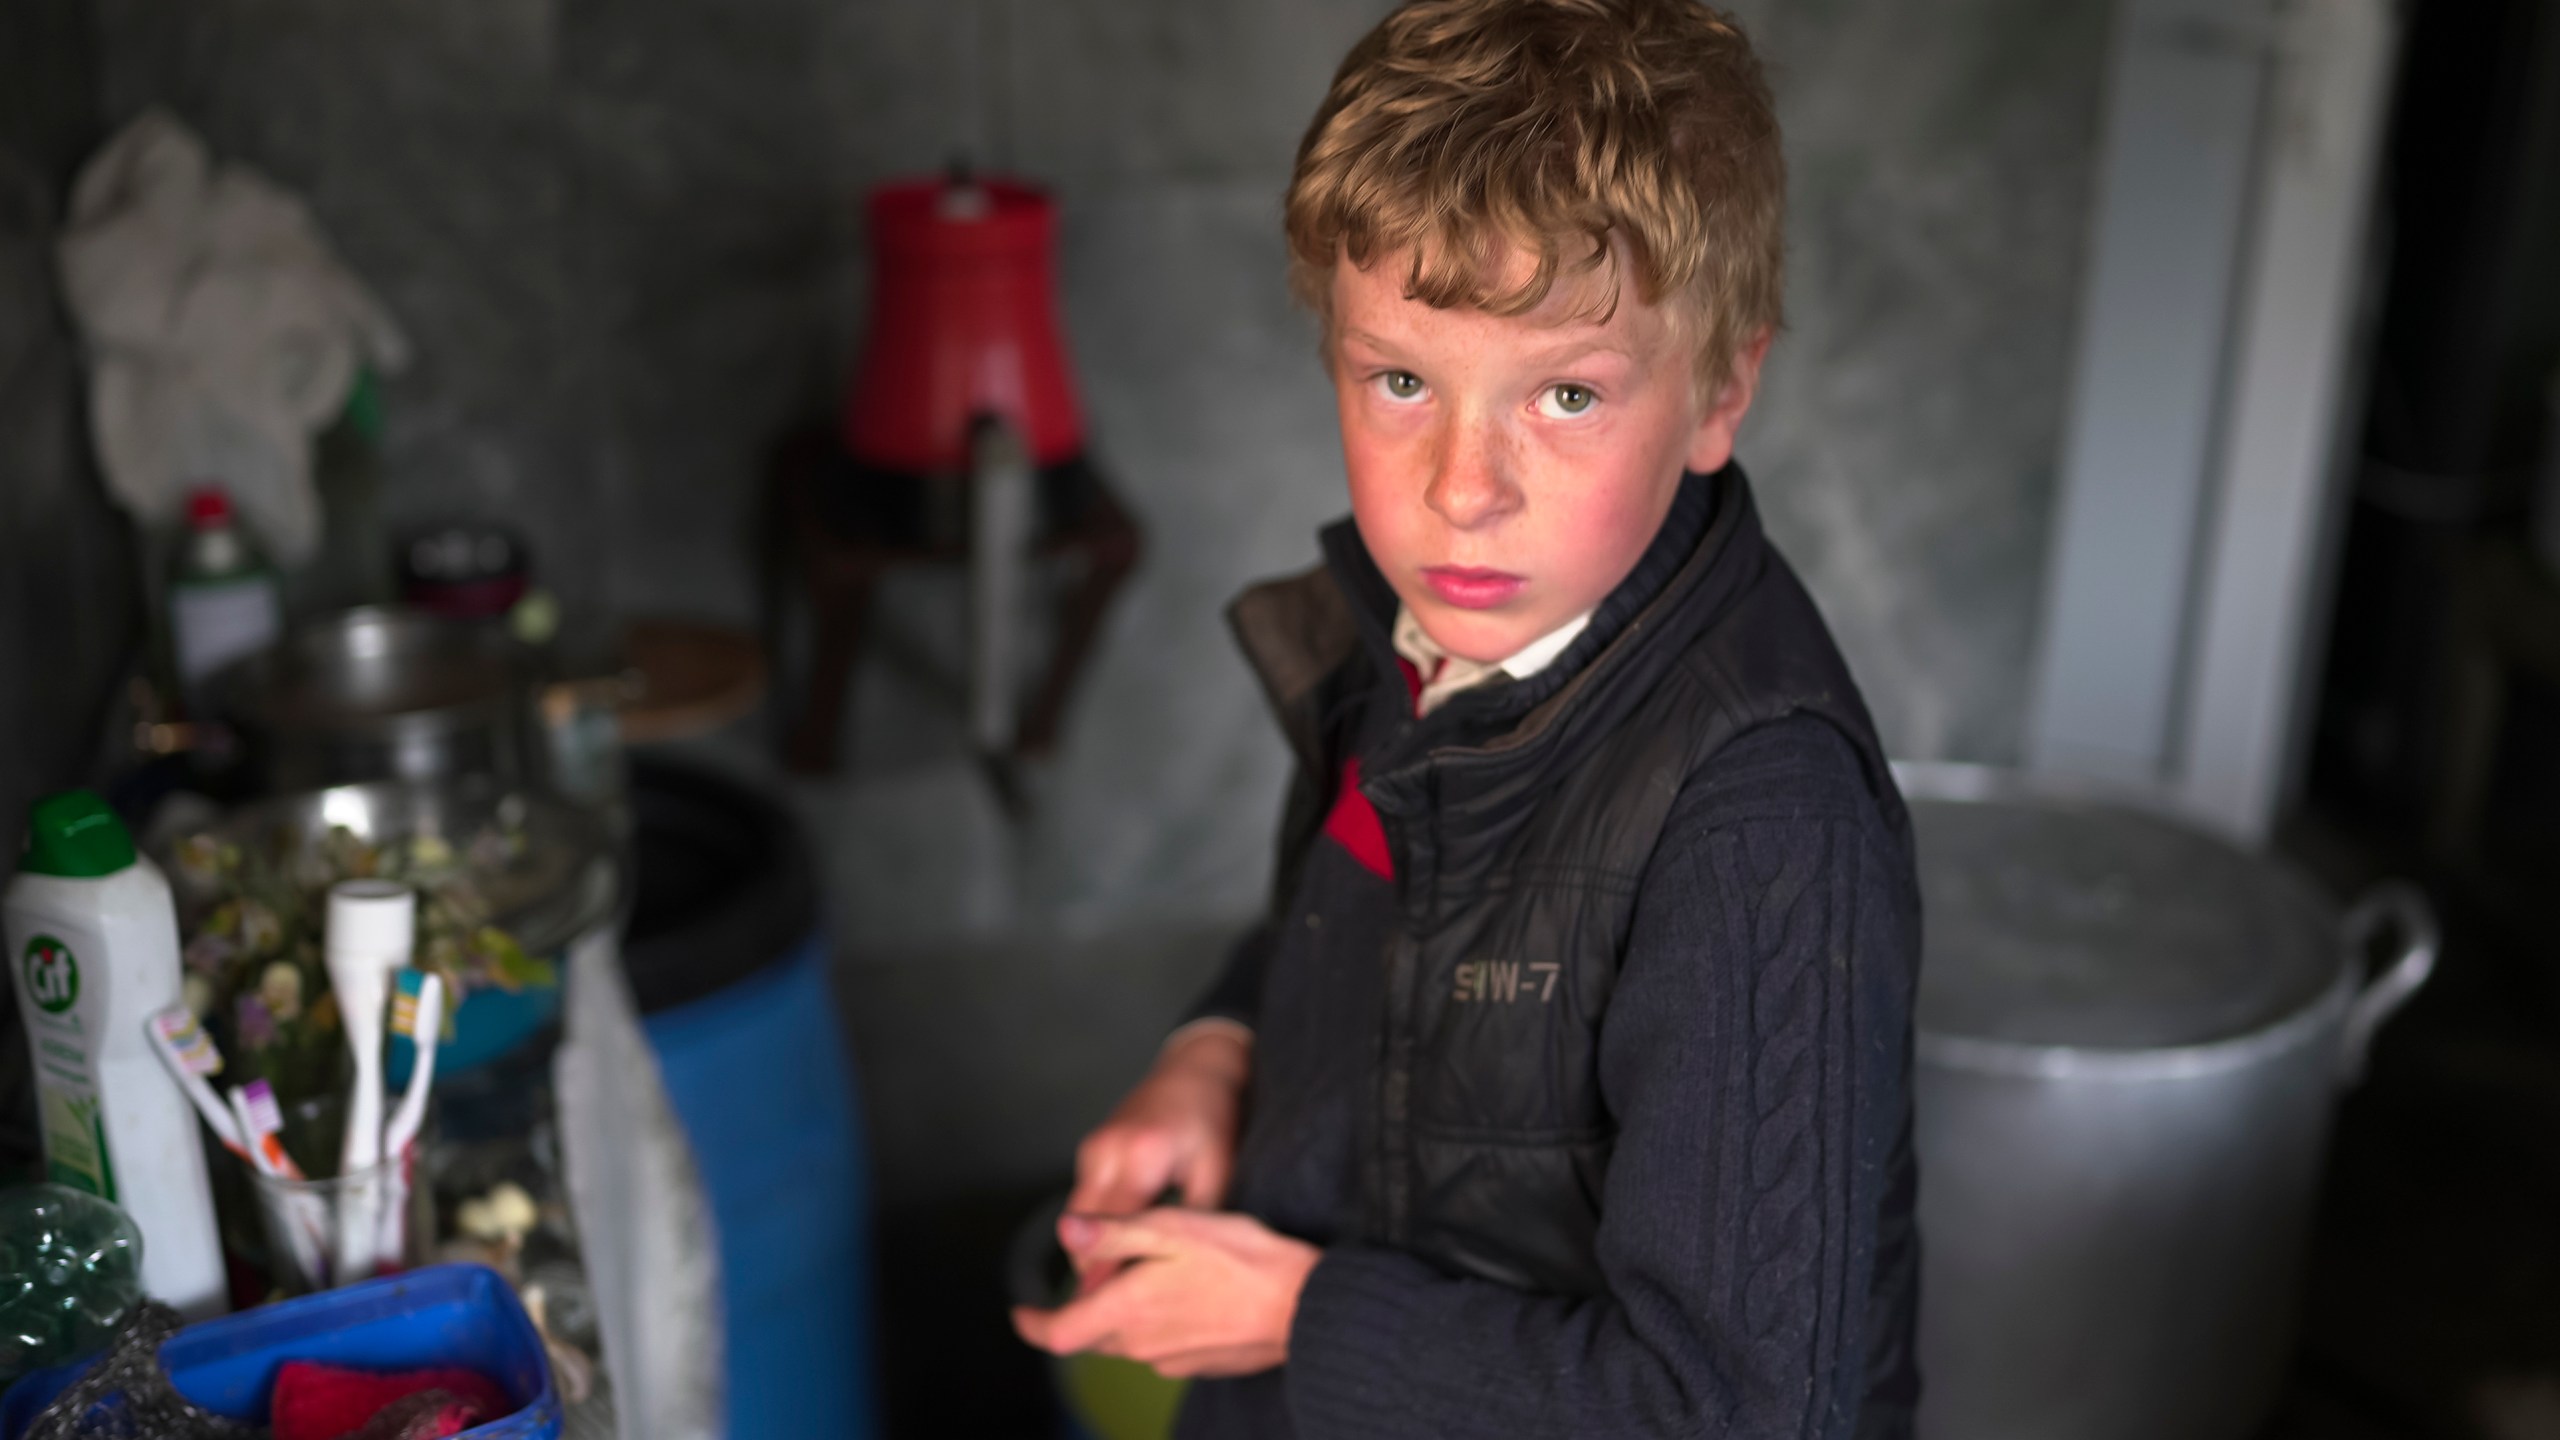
[1392,605,1593,717]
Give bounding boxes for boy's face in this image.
[1327,245,1767,665]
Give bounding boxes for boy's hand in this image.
[1068,1026,1250,1220]
[1011,1209,1319,1378]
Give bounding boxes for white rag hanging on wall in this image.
[55,108,410,565]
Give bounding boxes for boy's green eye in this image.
[1547,384,1595,415]
[1382,371,1425,399]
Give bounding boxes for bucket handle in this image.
[2336,881,2439,1086]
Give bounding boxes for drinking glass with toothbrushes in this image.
[144,879,448,1293]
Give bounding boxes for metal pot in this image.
[211,607,540,792]
[1903,764,2436,1440]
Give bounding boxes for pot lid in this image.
[1911,780,2340,1050]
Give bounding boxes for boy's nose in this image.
[1424,424,1521,530]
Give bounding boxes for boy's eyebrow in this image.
[1338,327,1639,368]
[1520,338,1637,367]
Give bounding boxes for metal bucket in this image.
[211,607,541,791]
[1903,765,2435,1440]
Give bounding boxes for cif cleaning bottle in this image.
[6,790,225,1318]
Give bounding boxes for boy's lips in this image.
[1422,566,1526,609]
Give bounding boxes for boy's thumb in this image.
[1059,1214,1101,1252]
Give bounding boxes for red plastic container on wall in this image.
[842,175,1086,474]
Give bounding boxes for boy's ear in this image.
[1683,328,1774,475]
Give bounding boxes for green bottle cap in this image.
[22,791,136,878]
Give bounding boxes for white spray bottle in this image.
[5,791,226,1319]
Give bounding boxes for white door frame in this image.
[2026,0,2399,843]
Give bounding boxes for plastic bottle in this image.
[294,368,395,615]
[168,484,283,709]
[5,791,227,1320]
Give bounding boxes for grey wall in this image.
[1734,0,2108,762]
[0,0,129,1166]
[0,0,134,859]
[65,0,2111,1200]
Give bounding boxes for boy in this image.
[1014,2,1920,1436]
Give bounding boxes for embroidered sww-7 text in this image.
[1452,960,1561,1003]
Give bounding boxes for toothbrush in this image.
[323,880,416,1287]
[382,970,444,1158]
[375,969,445,1272]
[231,1081,328,1287]
[143,1007,247,1160]
[232,1077,306,1182]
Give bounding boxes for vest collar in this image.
[1317,465,1762,783]
[1225,462,1770,796]
[1318,467,1727,721]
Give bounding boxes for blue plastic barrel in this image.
[624,758,876,1440]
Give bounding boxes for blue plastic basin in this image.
[0,1265,560,1439]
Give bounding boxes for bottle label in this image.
[21,934,78,1014]
[41,1091,116,1200]
[172,577,281,685]
[20,935,115,1200]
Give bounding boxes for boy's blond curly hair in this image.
[1285,0,1783,396]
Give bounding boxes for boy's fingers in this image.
[1063,1208,1198,1264]
[1014,1304,1113,1356]
[1066,1149,1128,1217]
[1059,1215,1154,1267]
[1012,1288,1126,1357]
[1075,1255,1134,1293]
[1179,1149,1232,1209]
[1148,1343,1278,1380]
[1070,1137,1174,1217]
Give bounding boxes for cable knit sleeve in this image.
[1282,716,1920,1440]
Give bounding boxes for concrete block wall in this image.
[0,0,128,1166]
[0,0,132,872]
[1735,0,2109,762]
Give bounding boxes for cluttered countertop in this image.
[0,600,716,1432]
[0,538,833,1439]
[0,115,795,1440]
[0,742,640,1438]
[0,596,807,1440]
[1,105,1067,1440]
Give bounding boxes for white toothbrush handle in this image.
[191,1074,248,1155]
[325,879,416,1289]
[335,1053,384,1285]
[145,1016,247,1155]
[376,976,444,1273]
[340,1045,384,1175]
[382,976,444,1157]
[172,1061,246,1155]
